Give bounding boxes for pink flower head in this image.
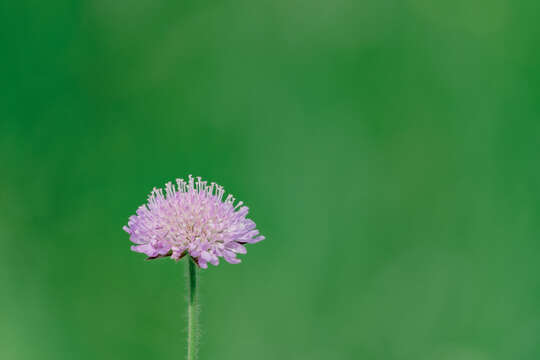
[123,176,264,268]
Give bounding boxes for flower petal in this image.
[197,257,208,269]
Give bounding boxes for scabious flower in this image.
[123,175,264,268]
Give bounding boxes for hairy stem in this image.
[187,258,199,360]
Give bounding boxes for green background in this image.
[1,1,539,359]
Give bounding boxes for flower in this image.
[123,175,264,268]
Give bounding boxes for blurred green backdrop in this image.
[1,1,539,359]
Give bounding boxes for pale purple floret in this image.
[123,175,264,268]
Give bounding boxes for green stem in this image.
[187,258,199,360]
